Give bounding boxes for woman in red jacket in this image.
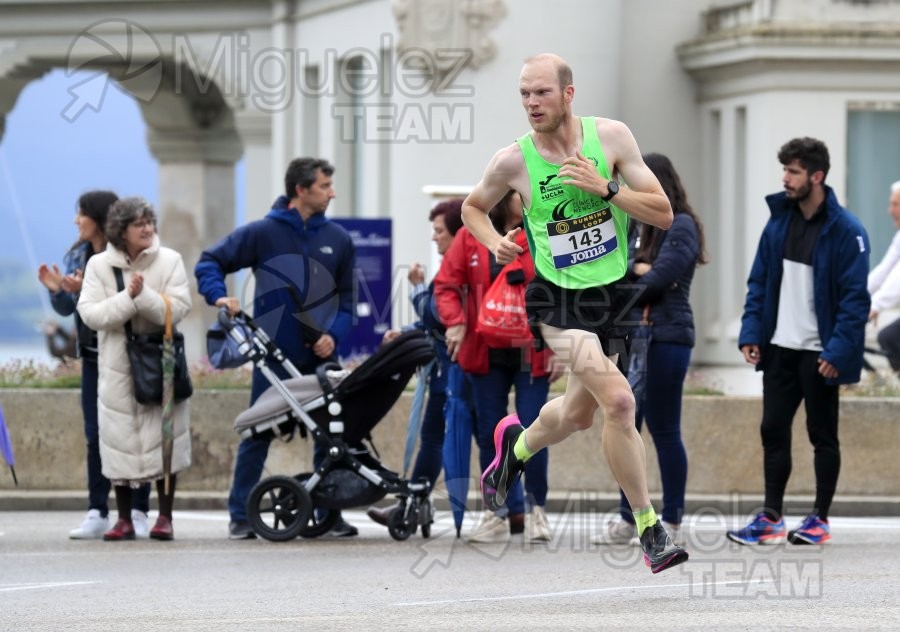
[434,191,556,543]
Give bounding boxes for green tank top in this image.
[516,116,629,289]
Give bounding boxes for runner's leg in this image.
[526,324,651,510]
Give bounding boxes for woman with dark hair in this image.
[38,191,151,539]
[78,197,192,541]
[593,153,707,547]
[435,190,558,543]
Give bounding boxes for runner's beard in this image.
[531,98,569,133]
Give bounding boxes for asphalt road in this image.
[2,509,899,631]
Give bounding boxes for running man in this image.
[457,53,688,573]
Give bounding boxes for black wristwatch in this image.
[602,180,619,201]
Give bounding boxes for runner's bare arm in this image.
[462,146,525,265]
[560,119,672,229]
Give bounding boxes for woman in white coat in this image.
[78,197,192,541]
[869,181,900,372]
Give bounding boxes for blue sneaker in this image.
[726,512,786,545]
[788,514,831,545]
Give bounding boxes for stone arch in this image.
[0,47,244,361]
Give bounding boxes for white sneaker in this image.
[590,516,637,545]
[467,512,509,543]
[132,510,150,539]
[662,520,685,547]
[69,509,109,540]
[526,506,551,542]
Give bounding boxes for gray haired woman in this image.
[78,197,192,541]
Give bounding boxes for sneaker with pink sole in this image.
[480,415,525,512]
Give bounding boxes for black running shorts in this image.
[524,275,634,356]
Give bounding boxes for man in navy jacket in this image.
[728,137,870,547]
[195,157,356,539]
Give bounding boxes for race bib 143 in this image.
[547,207,619,269]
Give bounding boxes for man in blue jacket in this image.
[195,157,357,539]
[728,137,870,546]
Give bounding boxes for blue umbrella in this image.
[441,363,475,538]
[0,403,17,486]
[402,359,436,476]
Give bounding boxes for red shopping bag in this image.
[475,258,533,348]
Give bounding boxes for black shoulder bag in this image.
[114,268,193,405]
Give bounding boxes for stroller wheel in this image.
[299,507,339,539]
[387,507,414,541]
[248,475,312,542]
[292,473,340,538]
[419,498,434,539]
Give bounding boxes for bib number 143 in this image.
[547,208,618,269]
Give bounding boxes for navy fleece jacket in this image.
[739,186,870,385]
[195,197,356,383]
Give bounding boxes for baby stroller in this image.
[216,309,436,542]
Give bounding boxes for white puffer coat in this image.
[78,236,192,482]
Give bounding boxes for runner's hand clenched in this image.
[494,227,523,265]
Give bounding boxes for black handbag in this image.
[114,268,193,405]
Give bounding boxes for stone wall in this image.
[1,389,896,498]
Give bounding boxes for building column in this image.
[146,126,243,363]
[0,77,30,144]
[234,111,273,223]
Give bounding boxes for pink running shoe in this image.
[480,415,525,512]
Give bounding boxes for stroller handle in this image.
[220,308,273,347]
[217,307,238,330]
[316,361,343,399]
[215,308,301,377]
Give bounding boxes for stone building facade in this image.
[2,0,898,365]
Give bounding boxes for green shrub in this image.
[5,356,891,397]
[0,358,83,388]
[841,370,900,397]
[0,358,253,389]
[189,359,253,389]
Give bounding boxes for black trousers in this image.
[761,345,840,520]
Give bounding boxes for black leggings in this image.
[761,346,840,521]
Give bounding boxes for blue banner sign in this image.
[333,218,393,362]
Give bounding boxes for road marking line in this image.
[0,581,100,593]
[392,579,774,607]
